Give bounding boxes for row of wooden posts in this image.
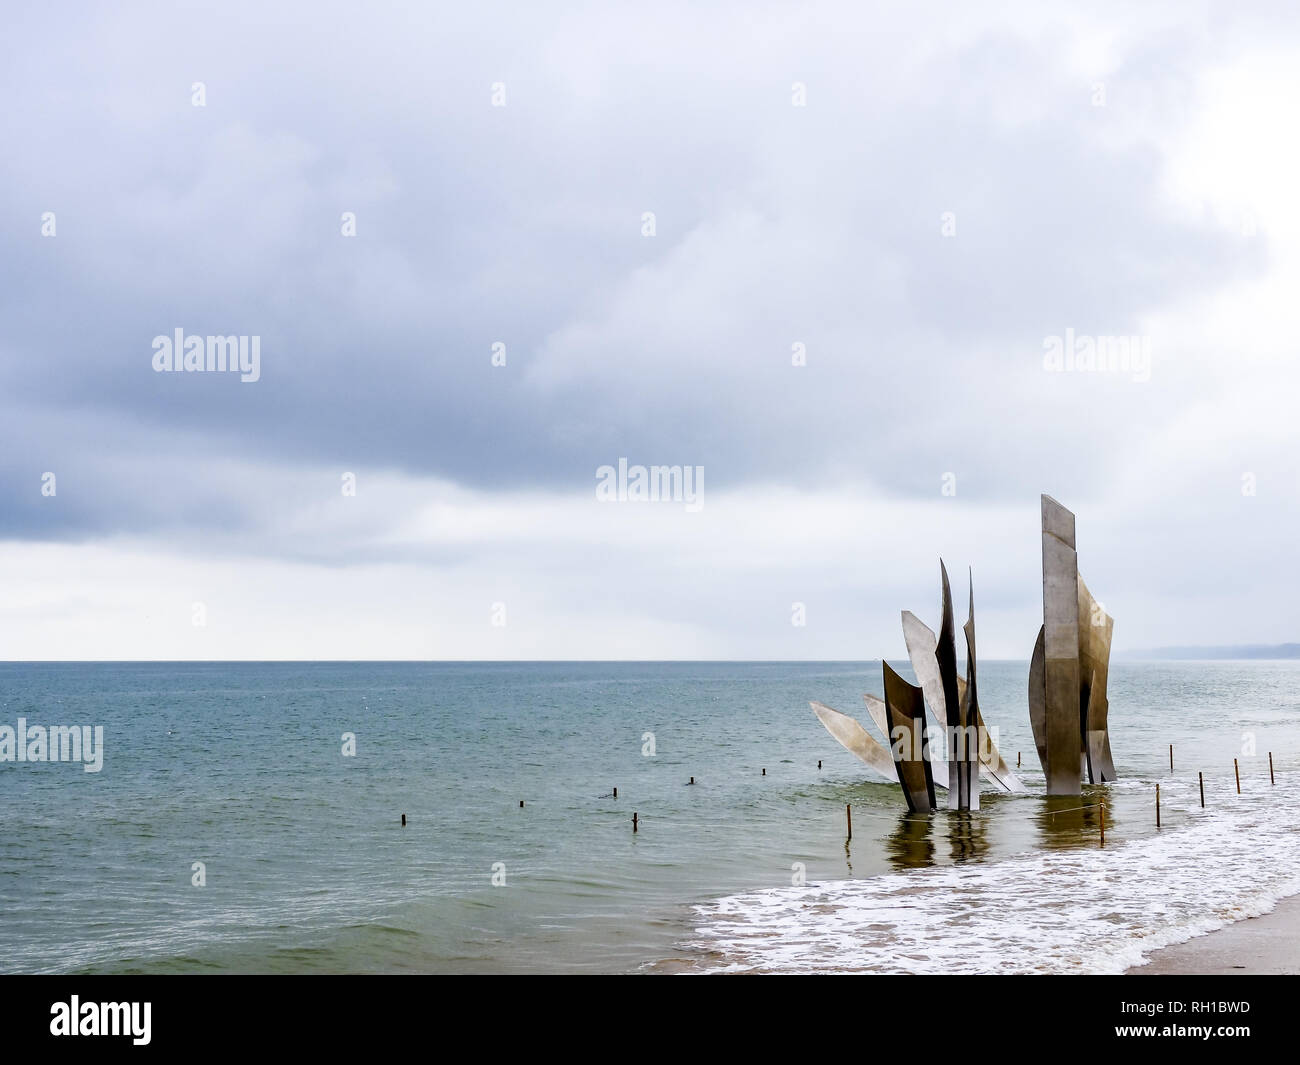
[396,748,1281,837]
[839,745,1281,848]
[1144,746,1276,846]
[649,746,1276,840]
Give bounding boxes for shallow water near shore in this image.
[1,660,1297,973]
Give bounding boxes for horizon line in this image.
[1,656,1295,665]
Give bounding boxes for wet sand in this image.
[1127,894,1300,974]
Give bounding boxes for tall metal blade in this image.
[1078,575,1117,782]
[882,662,937,813]
[1028,624,1048,772]
[958,569,981,810]
[865,693,949,790]
[1041,494,1082,796]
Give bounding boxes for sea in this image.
[2,660,1298,974]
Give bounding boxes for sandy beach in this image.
[1128,894,1300,975]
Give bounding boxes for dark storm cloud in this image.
[0,1,1276,544]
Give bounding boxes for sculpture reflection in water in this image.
[886,812,936,870]
[1036,794,1112,849]
[946,811,991,863]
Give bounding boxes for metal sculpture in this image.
[1031,495,1117,793]
[1039,494,1083,795]
[806,695,951,790]
[957,570,981,810]
[902,609,1023,794]
[881,662,936,813]
[807,493,1115,810]
[1079,576,1116,782]
[1028,625,1047,772]
[809,700,896,781]
[861,693,889,736]
[864,694,952,789]
[934,564,971,809]
[811,565,1024,809]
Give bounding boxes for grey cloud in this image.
[0,0,1283,558]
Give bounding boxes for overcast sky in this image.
[3,1,1298,659]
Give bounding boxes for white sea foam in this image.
[687,777,1300,973]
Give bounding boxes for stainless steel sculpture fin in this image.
[809,701,897,781]
[935,561,969,809]
[882,662,937,813]
[1032,496,1118,791]
[957,569,981,810]
[865,693,950,791]
[903,608,1022,793]
[1028,624,1047,771]
[1078,576,1116,782]
[1040,494,1083,796]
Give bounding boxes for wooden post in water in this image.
[1099,802,1105,848]
[846,803,852,841]
[689,776,695,785]
[1155,784,1160,829]
[612,787,617,799]
[762,767,766,776]
[519,800,524,808]
[1199,772,1205,808]
[1170,744,1174,772]
[818,760,822,769]
[1270,752,1275,785]
[632,812,639,833]
[1017,751,1021,767]
[1234,759,1241,795]
[401,813,406,827]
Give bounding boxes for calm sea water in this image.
[2,661,1298,974]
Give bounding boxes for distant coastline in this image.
[1120,643,1300,660]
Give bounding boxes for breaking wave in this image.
[687,776,1300,973]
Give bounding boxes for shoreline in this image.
[1127,892,1300,975]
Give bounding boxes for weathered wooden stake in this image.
[1170,744,1174,772]
[519,800,524,808]
[1155,784,1160,828]
[612,787,617,799]
[401,813,406,826]
[1199,772,1204,808]
[818,760,822,769]
[1099,802,1105,848]
[762,767,766,776]
[1017,751,1021,767]
[1269,752,1275,785]
[1234,758,1241,794]
[689,776,695,785]
[846,803,852,840]
[632,812,638,833]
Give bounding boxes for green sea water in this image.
[2,660,1298,973]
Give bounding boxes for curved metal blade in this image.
[864,693,949,790]
[1078,574,1117,782]
[882,663,937,813]
[902,610,947,728]
[1028,623,1048,771]
[809,701,896,781]
[903,608,1022,793]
